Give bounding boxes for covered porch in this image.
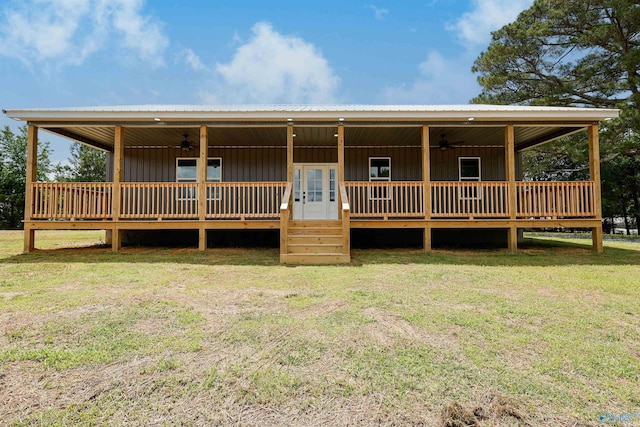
[9,105,617,262]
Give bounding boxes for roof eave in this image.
[3,108,621,123]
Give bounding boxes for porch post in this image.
[337,124,345,183]
[23,125,38,253]
[287,124,294,183]
[422,125,431,251]
[589,124,604,253]
[112,125,124,252]
[198,125,208,251]
[505,124,517,252]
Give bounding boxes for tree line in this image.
[0,126,106,229]
[473,0,640,233]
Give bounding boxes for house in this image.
[3,105,619,263]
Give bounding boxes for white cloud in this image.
[108,0,168,66]
[0,0,168,67]
[381,0,534,104]
[448,0,534,46]
[202,22,340,104]
[369,5,389,20]
[381,50,480,104]
[177,48,206,71]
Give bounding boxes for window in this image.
[458,157,481,200]
[458,157,481,181]
[369,157,391,181]
[176,158,198,200]
[176,157,223,200]
[369,157,391,200]
[206,158,222,200]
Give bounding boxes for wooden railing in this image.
[206,182,287,219]
[120,182,199,219]
[28,180,597,222]
[431,181,509,218]
[345,182,424,218]
[516,181,595,218]
[31,182,113,219]
[339,183,350,256]
[280,183,293,255]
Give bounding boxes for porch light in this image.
[338,117,344,122]
[334,133,339,137]
[154,117,161,121]
[467,117,475,121]
[292,134,296,137]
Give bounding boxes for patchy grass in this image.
[0,230,639,426]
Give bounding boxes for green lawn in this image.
[1,230,639,426]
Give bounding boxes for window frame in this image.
[205,157,223,200]
[368,157,392,201]
[458,157,482,200]
[458,157,481,182]
[175,157,223,201]
[176,157,198,201]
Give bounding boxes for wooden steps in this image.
[281,220,350,264]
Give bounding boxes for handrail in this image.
[339,182,350,212]
[344,181,423,218]
[339,182,350,257]
[431,181,509,218]
[279,182,293,257]
[31,182,113,219]
[280,182,293,211]
[515,181,595,218]
[205,181,286,219]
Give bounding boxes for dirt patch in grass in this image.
[440,392,529,427]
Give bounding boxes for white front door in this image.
[293,164,338,220]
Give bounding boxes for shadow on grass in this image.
[1,237,639,267]
[354,237,640,267]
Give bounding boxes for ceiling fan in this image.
[175,134,193,152]
[432,133,464,150]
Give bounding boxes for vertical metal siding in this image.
[117,146,508,183]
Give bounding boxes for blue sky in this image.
[0,0,533,164]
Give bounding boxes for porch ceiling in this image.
[39,123,589,152]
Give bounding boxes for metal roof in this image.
[3,104,620,122]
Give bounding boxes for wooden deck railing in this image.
[345,182,424,218]
[339,183,351,256]
[280,183,293,256]
[120,182,199,219]
[28,180,596,221]
[31,182,113,219]
[206,182,287,219]
[431,181,509,218]
[516,181,595,218]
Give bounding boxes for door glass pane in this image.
[329,169,335,201]
[307,168,322,202]
[294,169,300,202]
